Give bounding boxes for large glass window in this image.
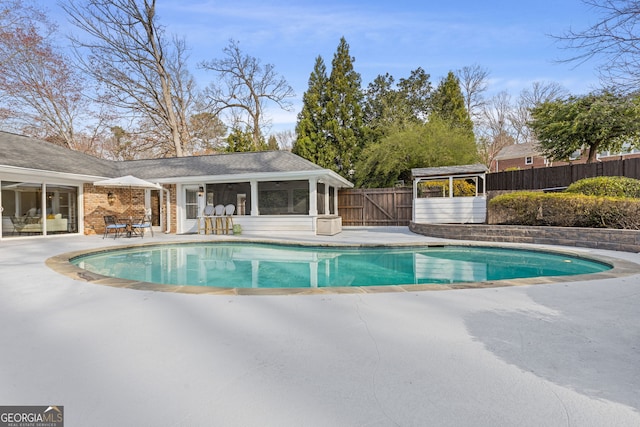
[317,183,326,215]
[1,181,78,237]
[258,181,309,215]
[46,185,77,233]
[185,189,198,220]
[205,183,251,215]
[2,181,43,236]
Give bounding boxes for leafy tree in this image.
[324,37,365,179]
[188,112,227,154]
[362,68,432,140]
[225,126,257,152]
[267,135,279,150]
[397,68,432,121]
[431,71,474,134]
[529,91,640,163]
[201,39,295,152]
[355,117,479,188]
[293,56,329,164]
[362,73,400,137]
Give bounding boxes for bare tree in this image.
[510,81,567,144]
[557,0,640,91]
[200,40,295,151]
[456,64,490,122]
[0,0,89,149]
[477,91,516,167]
[62,0,196,157]
[273,129,296,151]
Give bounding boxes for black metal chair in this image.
[131,214,153,238]
[103,215,127,239]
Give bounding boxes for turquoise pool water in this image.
[71,243,612,289]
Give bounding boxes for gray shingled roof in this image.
[0,131,331,181]
[412,163,488,178]
[494,142,542,160]
[0,131,116,177]
[117,150,325,180]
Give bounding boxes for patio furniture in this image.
[212,204,225,234]
[9,214,69,235]
[103,215,127,239]
[10,216,31,235]
[199,205,215,234]
[131,214,153,238]
[223,204,235,234]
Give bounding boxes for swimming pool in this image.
[70,242,612,290]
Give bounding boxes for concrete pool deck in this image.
[1,227,640,426]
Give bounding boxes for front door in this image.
[183,186,200,233]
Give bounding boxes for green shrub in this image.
[565,176,640,198]
[489,191,640,229]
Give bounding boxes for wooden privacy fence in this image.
[338,158,640,226]
[487,157,640,191]
[338,188,413,226]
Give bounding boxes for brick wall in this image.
[410,222,640,253]
[83,184,148,235]
[492,155,547,172]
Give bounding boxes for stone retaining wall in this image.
[409,222,640,253]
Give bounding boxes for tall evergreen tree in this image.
[293,56,329,163]
[226,126,264,152]
[363,68,432,140]
[431,71,474,135]
[324,37,365,179]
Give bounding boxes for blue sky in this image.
[45,0,603,133]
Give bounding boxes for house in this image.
[492,141,640,172]
[0,131,353,239]
[491,142,548,172]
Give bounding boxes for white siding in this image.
[414,196,486,224]
[232,215,316,232]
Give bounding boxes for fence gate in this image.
[338,188,413,226]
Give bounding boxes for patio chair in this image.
[103,215,127,239]
[199,205,215,234]
[223,204,235,234]
[10,216,27,235]
[212,204,225,234]
[131,214,153,238]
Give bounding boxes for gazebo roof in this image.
[411,163,488,179]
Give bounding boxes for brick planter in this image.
[409,222,640,253]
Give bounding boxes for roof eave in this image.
[152,169,354,188]
[0,165,109,182]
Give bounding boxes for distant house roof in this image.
[412,164,488,179]
[0,131,353,187]
[494,142,542,161]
